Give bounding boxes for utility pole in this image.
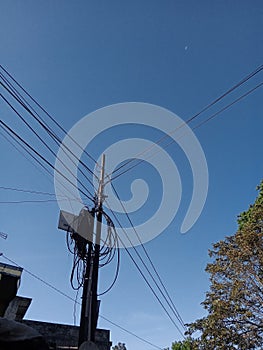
[78,154,106,348]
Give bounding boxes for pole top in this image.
[97,154,106,207]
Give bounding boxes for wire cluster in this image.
[66,207,120,295]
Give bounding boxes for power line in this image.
[0,185,80,203]
[0,199,83,204]
[103,199,185,337]
[0,186,56,196]
[0,120,94,203]
[2,62,262,192]
[193,81,263,130]
[148,80,263,159]
[99,315,163,350]
[143,80,263,172]
[106,64,263,183]
[111,184,185,329]
[0,185,68,197]
[0,77,98,187]
[0,128,82,210]
[0,254,164,350]
[0,128,55,182]
[1,68,102,216]
[1,72,100,214]
[107,78,263,184]
[0,90,96,199]
[0,199,68,204]
[0,65,99,167]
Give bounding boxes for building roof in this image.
[0,262,23,278]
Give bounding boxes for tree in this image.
[188,182,263,349]
[171,337,199,349]
[112,342,127,350]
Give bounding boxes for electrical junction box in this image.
[58,209,94,243]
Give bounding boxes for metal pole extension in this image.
[78,155,106,347]
[91,154,105,341]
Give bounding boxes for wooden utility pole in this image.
[78,154,106,347]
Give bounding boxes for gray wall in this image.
[22,320,111,350]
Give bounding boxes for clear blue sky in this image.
[0,1,263,349]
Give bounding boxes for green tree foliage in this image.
[171,337,198,349]
[112,342,127,350]
[188,183,263,349]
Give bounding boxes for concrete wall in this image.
[4,296,32,321]
[22,320,111,350]
[0,263,23,317]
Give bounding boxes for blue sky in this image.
[1,1,263,349]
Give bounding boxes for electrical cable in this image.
[0,120,94,203]
[192,81,263,130]
[0,77,99,189]
[2,62,262,190]
[1,91,95,200]
[0,128,56,183]
[134,80,263,177]
[0,186,58,196]
[148,81,263,159]
[0,128,83,210]
[111,184,185,329]
[102,201,185,337]
[0,65,99,167]
[106,64,263,183]
[107,79,263,185]
[0,127,89,221]
[98,211,120,296]
[0,199,71,204]
[73,289,79,326]
[99,315,163,350]
[0,186,74,200]
[0,122,89,211]
[1,72,102,230]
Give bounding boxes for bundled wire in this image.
[99,210,119,267]
[0,69,97,202]
[67,230,88,290]
[66,207,120,295]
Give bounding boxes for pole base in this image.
[79,340,99,350]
